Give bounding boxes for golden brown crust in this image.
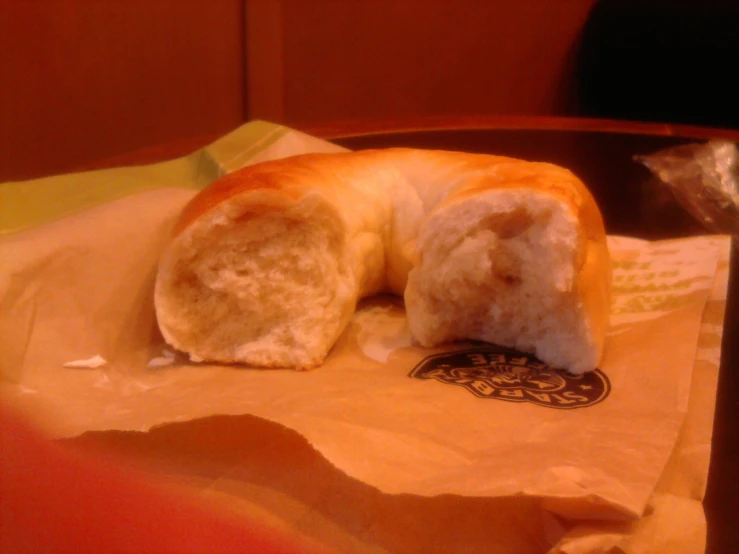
[171,153,347,236]
[576,239,612,362]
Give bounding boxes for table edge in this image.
[297,115,739,142]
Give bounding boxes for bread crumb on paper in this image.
[147,348,177,368]
[62,355,108,369]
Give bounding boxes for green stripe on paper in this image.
[0,121,289,236]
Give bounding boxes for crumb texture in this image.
[405,191,596,374]
[156,198,356,368]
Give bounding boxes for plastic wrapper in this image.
[638,141,739,237]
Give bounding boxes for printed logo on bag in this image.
[409,346,610,409]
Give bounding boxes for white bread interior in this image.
[155,148,611,373]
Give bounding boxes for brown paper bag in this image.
[0,122,730,553]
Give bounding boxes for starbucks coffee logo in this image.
[409,346,610,409]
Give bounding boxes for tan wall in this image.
[1,0,594,181]
[266,0,595,126]
[0,1,245,181]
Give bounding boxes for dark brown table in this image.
[78,115,739,553]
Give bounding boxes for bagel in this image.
[154,148,611,374]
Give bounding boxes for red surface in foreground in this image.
[0,404,330,554]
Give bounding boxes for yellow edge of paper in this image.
[0,121,289,237]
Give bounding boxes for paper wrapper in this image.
[0,122,731,553]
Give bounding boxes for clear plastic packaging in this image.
[637,141,739,237]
